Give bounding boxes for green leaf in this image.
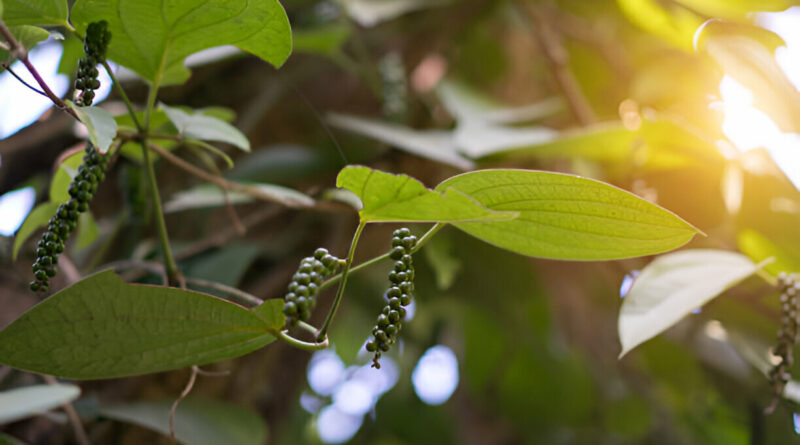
[0,384,80,424]
[70,0,292,86]
[2,0,68,27]
[67,102,118,154]
[250,299,284,328]
[0,25,50,60]
[161,104,250,152]
[100,398,267,445]
[293,24,351,56]
[436,79,563,124]
[336,165,516,223]
[616,0,703,50]
[74,210,98,250]
[0,433,29,445]
[327,113,474,170]
[737,229,800,277]
[618,249,764,357]
[435,169,701,260]
[0,270,280,379]
[163,183,314,213]
[49,149,84,203]
[12,201,59,260]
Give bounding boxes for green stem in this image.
[138,81,182,286]
[278,331,329,351]
[316,221,367,342]
[102,61,141,131]
[318,222,445,292]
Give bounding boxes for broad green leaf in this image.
[49,149,84,203]
[293,25,351,56]
[2,0,68,27]
[68,102,118,153]
[618,249,763,357]
[617,0,703,50]
[251,299,284,328]
[100,398,267,445]
[0,270,280,379]
[161,104,250,151]
[163,183,313,213]
[0,384,80,424]
[115,109,176,162]
[695,20,800,132]
[336,165,516,223]
[70,0,292,86]
[737,229,800,277]
[327,113,474,170]
[57,33,83,76]
[74,210,98,249]
[12,201,59,260]
[436,169,701,260]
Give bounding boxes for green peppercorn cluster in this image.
[366,228,417,369]
[283,248,341,326]
[75,21,111,106]
[768,272,800,410]
[30,144,109,292]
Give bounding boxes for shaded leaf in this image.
[337,165,516,223]
[70,0,292,86]
[0,25,49,60]
[737,229,800,277]
[2,0,68,27]
[100,398,267,445]
[436,79,562,124]
[0,270,280,379]
[12,201,59,260]
[49,149,84,203]
[184,244,261,288]
[455,120,558,159]
[436,169,700,260]
[74,210,98,250]
[164,182,313,213]
[0,433,29,445]
[293,24,351,56]
[618,249,763,357]
[328,113,474,170]
[162,104,249,151]
[0,384,80,424]
[68,102,118,153]
[340,0,448,27]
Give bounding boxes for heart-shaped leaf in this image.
[68,102,118,153]
[70,0,292,86]
[162,104,250,152]
[436,169,701,260]
[618,249,764,357]
[0,270,283,379]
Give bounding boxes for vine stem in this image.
[138,82,183,287]
[278,331,329,351]
[102,61,142,131]
[318,222,445,292]
[0,17,80,120]
[316,221,367,342]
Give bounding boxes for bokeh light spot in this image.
[0,187,35,236]
[412,345,459,405]
[317,405,363,444]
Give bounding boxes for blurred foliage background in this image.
[3,0,800,443]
